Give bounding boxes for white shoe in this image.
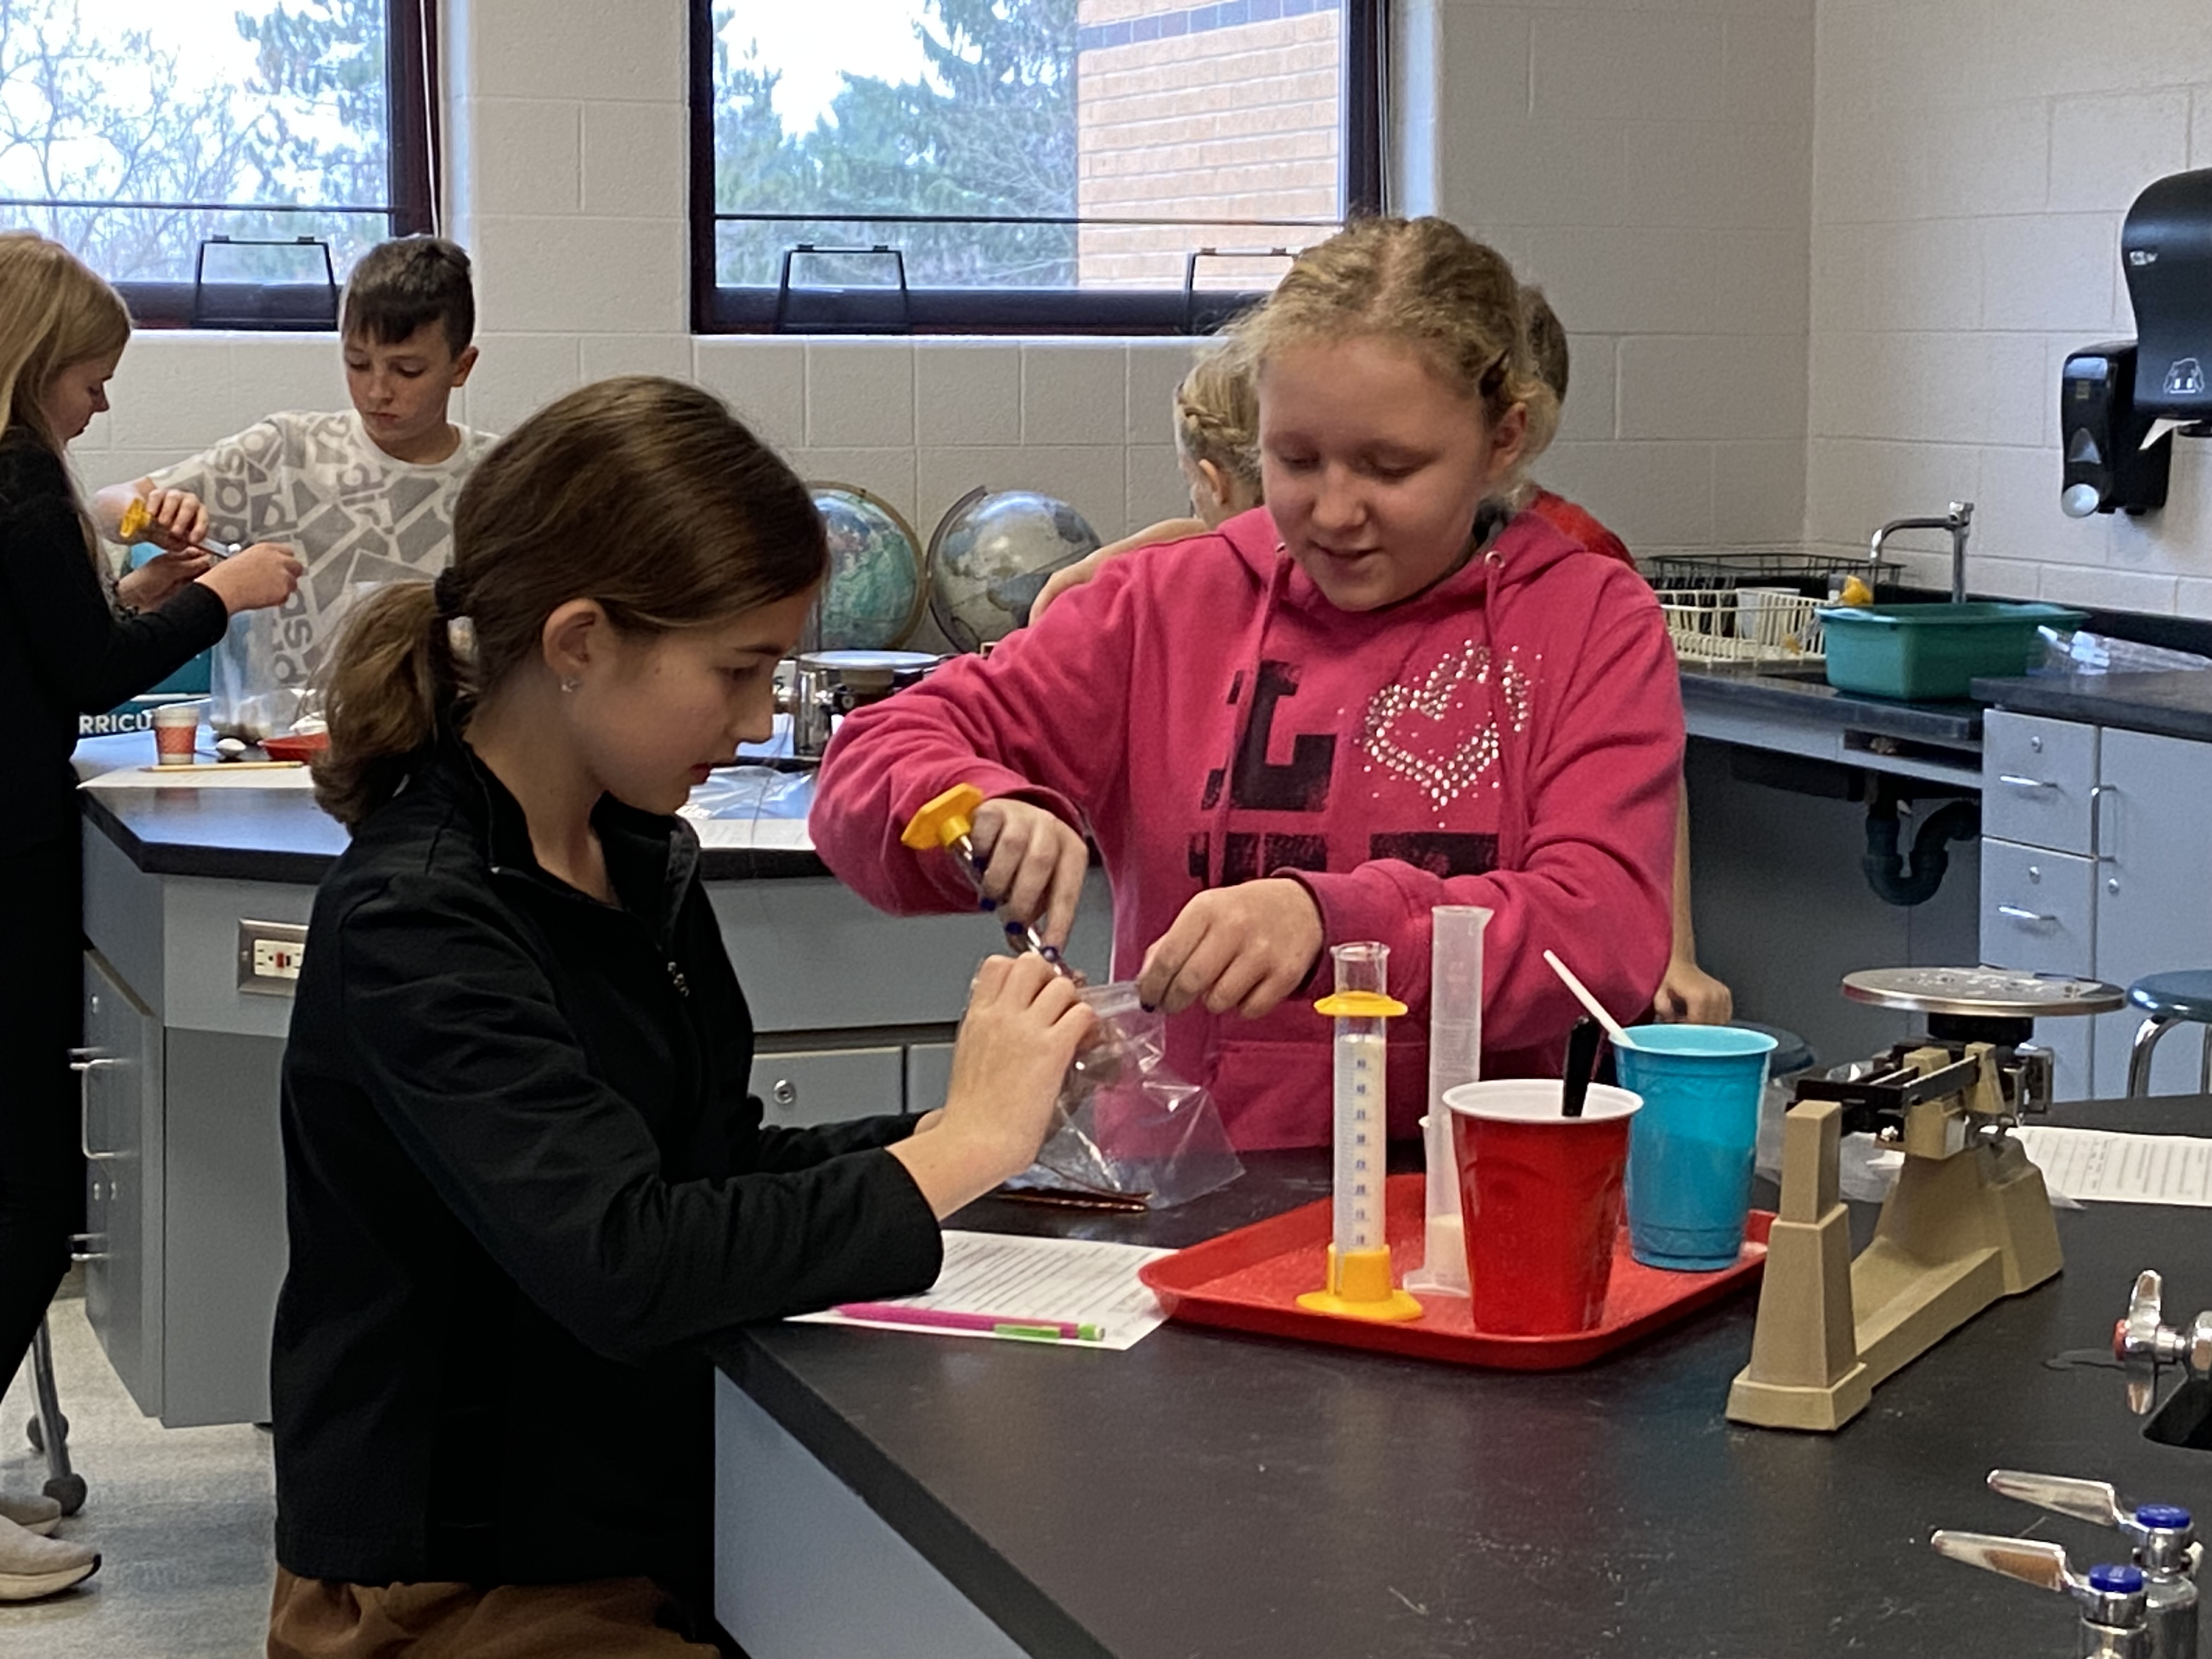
[0,1513,97,1600]
[0,1496,60,1537]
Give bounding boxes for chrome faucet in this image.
[1871,501,1975,605]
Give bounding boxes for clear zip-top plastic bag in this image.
[1007,983,1243,1209]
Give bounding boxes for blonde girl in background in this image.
[0,233,299,1602]
[1029,343,1265,622]
[814,216,1682,1152]
[1519,287,1734,1027]
[266,376,1090,1655]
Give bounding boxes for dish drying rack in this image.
[1643,550,1902,669]
[1655,588,1826,666]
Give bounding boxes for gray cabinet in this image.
[2090,728,2212,1098]
[1981,712,2099,855]
[750,1047,905,1127]
[904,1043,956,1119]
[79,951,163,1417]
[1979,715,2212,1101]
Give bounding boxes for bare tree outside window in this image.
[0,0,404,288]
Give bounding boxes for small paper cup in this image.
[1446,1079,1640,1336]
[150,703,200,764]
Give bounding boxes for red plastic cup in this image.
[1445,1080,1642,1336]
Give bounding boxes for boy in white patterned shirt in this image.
[93,237,496,716]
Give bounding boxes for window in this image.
[690,0,1383,334]
[0,0,438,329]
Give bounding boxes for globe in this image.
[810,483,926,650]
[927,488,1102,652]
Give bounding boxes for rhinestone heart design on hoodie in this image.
[1360,640,1533,811]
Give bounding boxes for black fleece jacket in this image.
[270,736,942,1605]
[0,430,227,851]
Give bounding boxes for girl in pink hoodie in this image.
[811,218,1683,1151]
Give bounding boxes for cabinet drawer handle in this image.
[771,1079,798,1108]
[68,1232,106,1264]
[1997,774,2056,791]
[69,1057,123,1162]
[1996,904,2057,924]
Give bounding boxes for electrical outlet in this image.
[238,920,309,996]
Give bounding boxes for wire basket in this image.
[1656,587,1826,666]
[1641,549,1901,594]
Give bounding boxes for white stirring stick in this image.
[1542,950,1636,1048]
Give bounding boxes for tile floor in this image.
[0,1273,274,1657]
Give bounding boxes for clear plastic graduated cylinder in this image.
[1329,943,1391,1251]
[1408,906,1489,1296]
[1295,941,1424,1322]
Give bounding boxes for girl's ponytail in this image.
[314,580,455,827]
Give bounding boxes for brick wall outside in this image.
[1076,0,1342,290]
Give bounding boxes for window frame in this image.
[37,0,443,331]
[687,0,1385,336]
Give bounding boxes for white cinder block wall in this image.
[1420,0,1817,560]
[1807,0,2212,612]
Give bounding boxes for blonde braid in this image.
[1237,217,1559,505]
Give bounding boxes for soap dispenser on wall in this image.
[2060,343,2171,518]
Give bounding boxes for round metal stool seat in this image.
[2124,971,2212,1096]
[2128,970,2212,1023]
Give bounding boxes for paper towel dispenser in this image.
[2124,167,2212,428]
[2057,167,2212,517]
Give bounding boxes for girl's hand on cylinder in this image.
[1137,879,1323,1019]
[198,542,303,614]
[893,955,1096,1217]
[138,488,210,552]
[115,549,215,612]
[967,798,1088,948]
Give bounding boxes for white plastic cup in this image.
[150,702,200,764]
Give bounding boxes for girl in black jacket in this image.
[0,233,298,1601]
[267,375,1092,1656]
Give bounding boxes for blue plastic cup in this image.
[1616,1025,1777,1272]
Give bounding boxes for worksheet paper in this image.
[2015,1126,2212,1206]
[793,1230,1173,1351]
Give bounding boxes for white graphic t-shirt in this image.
[148,409,498,701]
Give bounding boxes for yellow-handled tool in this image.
[118,497,238,561]
[901,782,1077,979]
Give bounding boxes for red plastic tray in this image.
[1138,1173,1770,1370]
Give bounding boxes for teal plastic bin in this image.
[1815,602,2086,701]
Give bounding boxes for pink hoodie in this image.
[810,505,1683,1150]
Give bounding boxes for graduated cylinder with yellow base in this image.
[1726,1045,2061,1432]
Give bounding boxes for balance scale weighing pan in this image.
[1839,967,2122,1046]
[1838,967,2124,1019]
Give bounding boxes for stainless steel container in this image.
[785,649,943,760]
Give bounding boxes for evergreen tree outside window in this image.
[691,0,1384,333]
[0,0,437,328]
